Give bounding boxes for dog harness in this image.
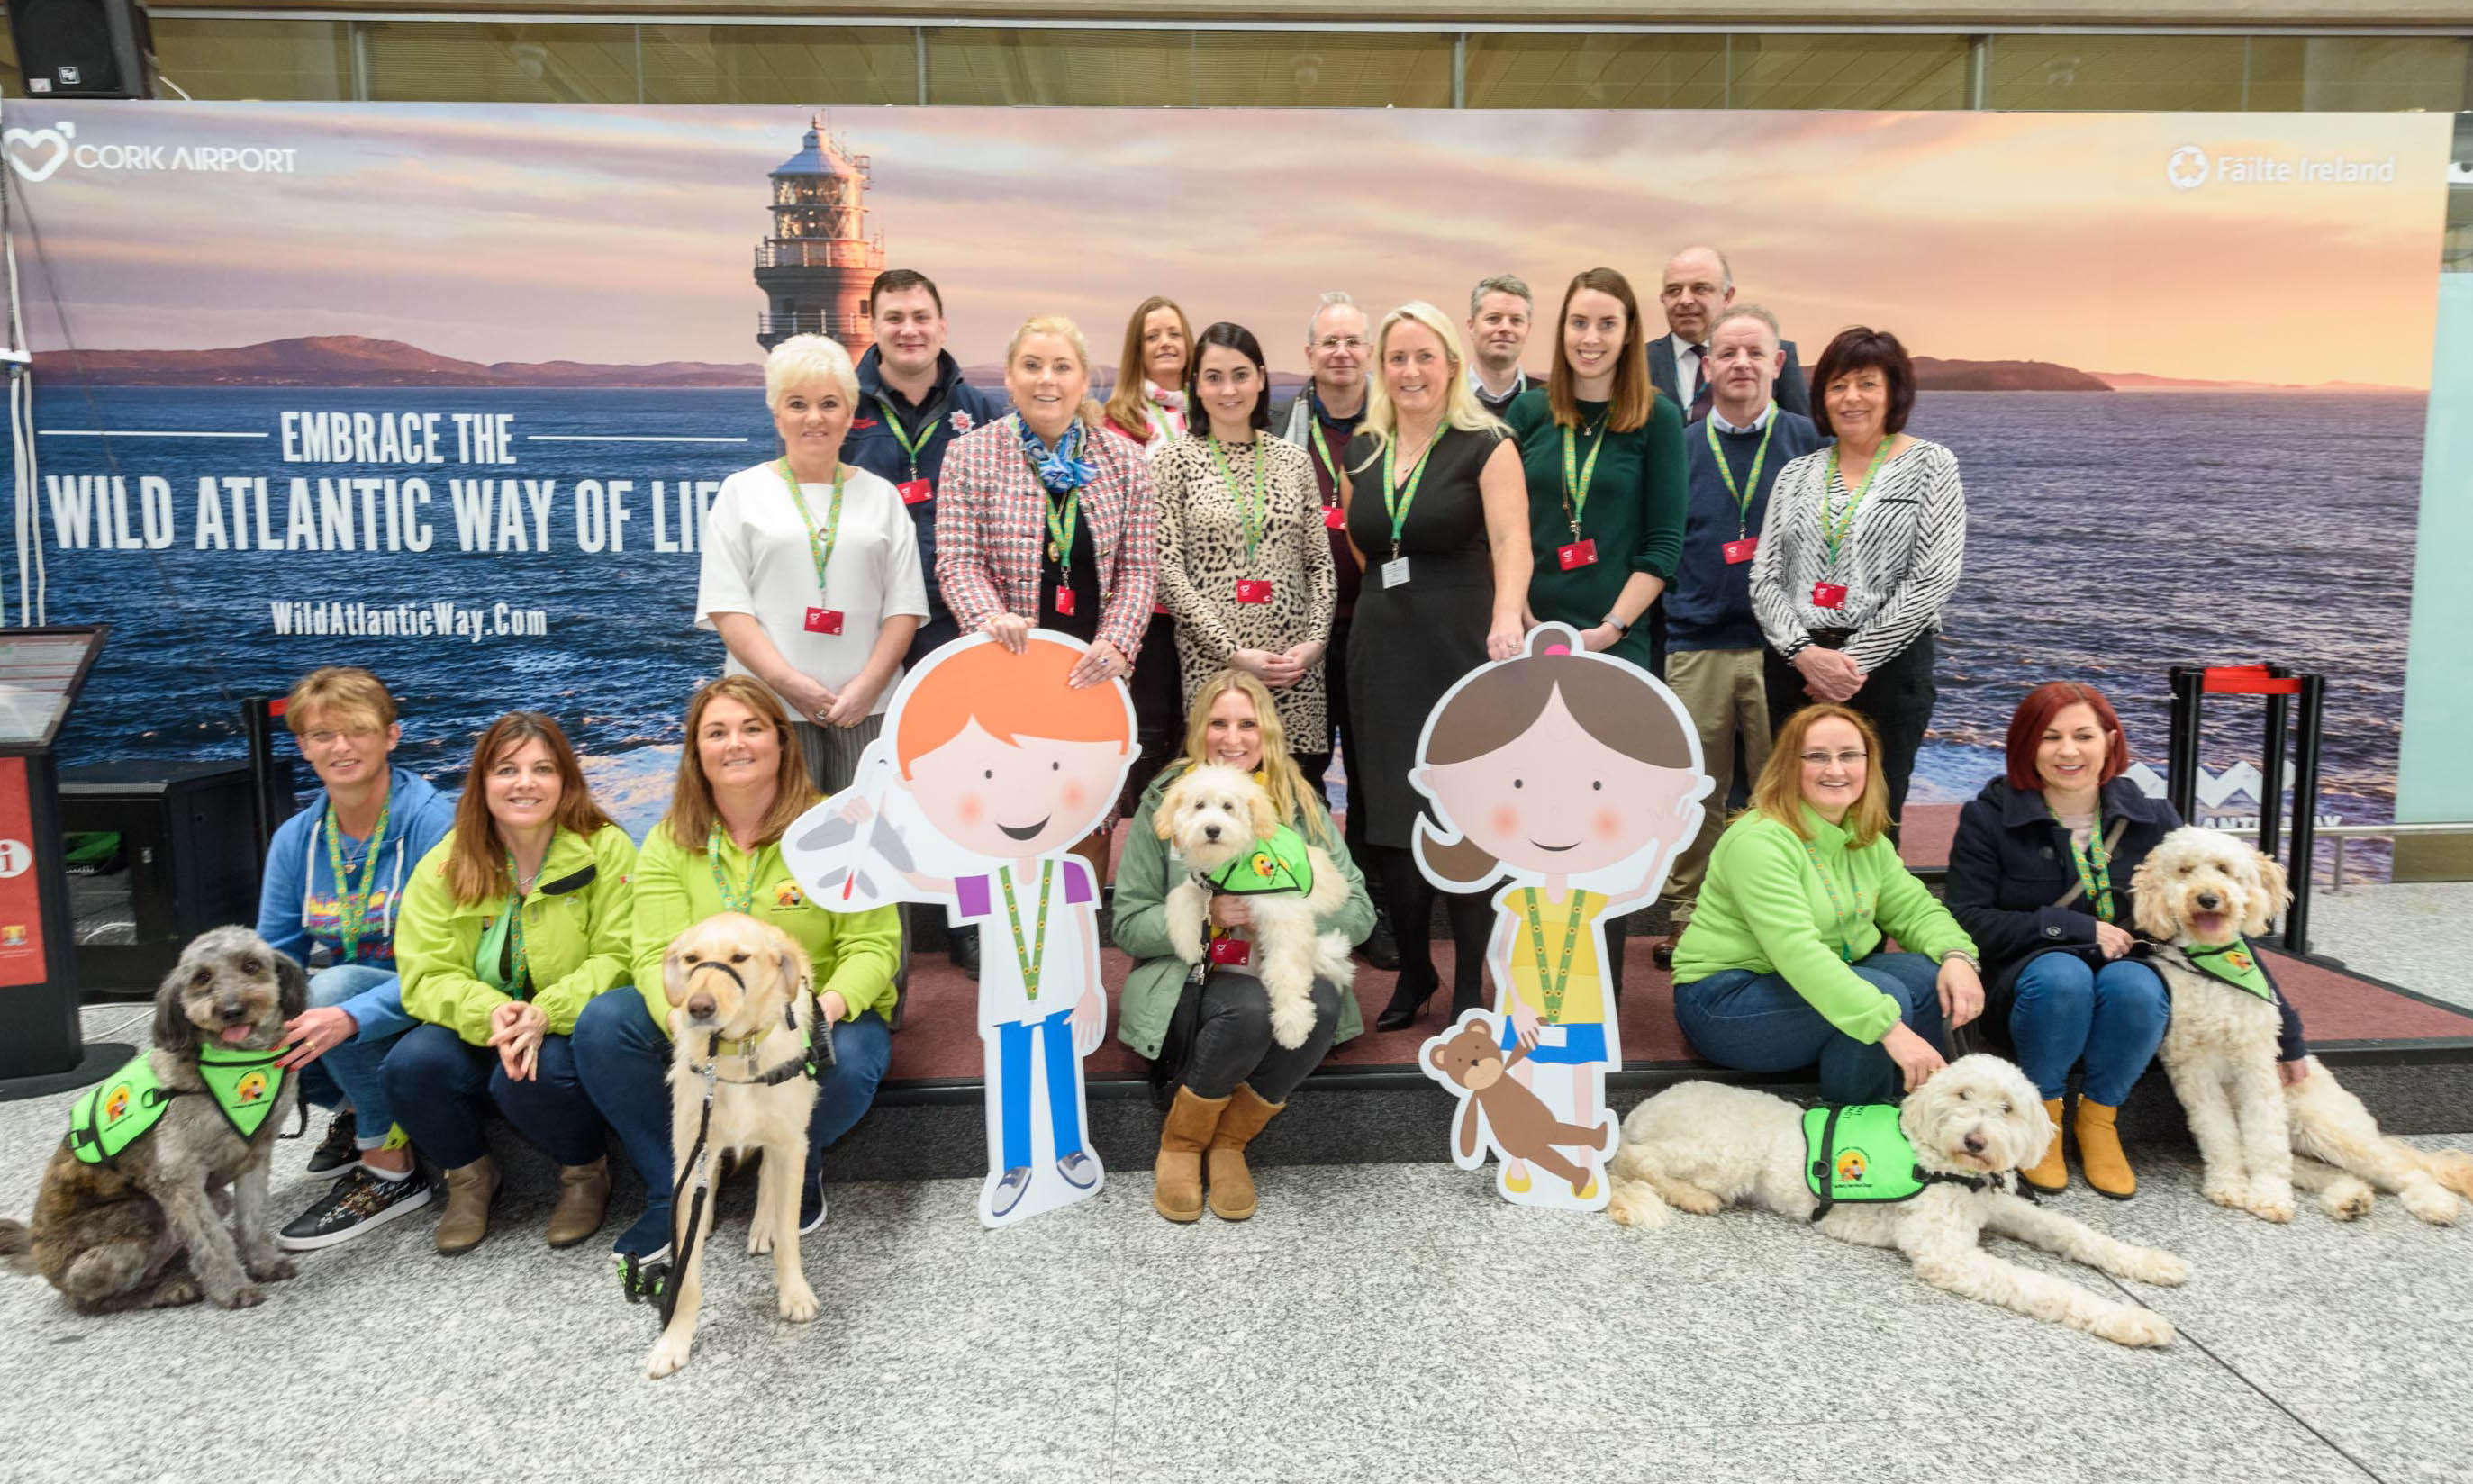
[1801,1103,2007,1222]
[68,1047,288,1164]
[1203,824,1316,897]
[2179,937,2274,1001]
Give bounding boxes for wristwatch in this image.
[1600,611,1631,637]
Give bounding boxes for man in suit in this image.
[1649,246,1810,420]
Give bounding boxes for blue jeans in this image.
[570,991,893,1257]
[293,964,415,1150]
[2009,953,2170,1106]
[1673,950,1948,1105]
[999,1009,1083,1172]
[380,1021,607,1171]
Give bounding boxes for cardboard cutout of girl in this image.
[1409,622,1709,1211]
[783,631,1134,1227]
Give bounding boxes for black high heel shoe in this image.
[1374,964,1438,1033]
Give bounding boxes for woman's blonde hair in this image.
[763,333,859,411]
[1355,300,1505,468]
[1103,295,1191,436]
[662,676,820,853]
[1005,314,1108,434]
[1747,701,1892,848]
[285,665,396,737]
[1166,670,1336,848]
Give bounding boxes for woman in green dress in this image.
[1504,266,1687,674]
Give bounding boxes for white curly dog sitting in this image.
[1157,764,1354,1050]
[1608,1054,2188,1347]
[2133,826,2473,1226]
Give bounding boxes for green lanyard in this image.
[1381,435,1436,561]
[709,825,762,917]
[1209,437,1269,561]
[323,788,393,964]
[1705,407,1779,540]
[874,395,936,480]
[1559,419,1608,541]
[1308,417,1342,499]
[502,851,535,1000]
[2055,812,2116,923]
[999,862,1055,1001]
[1800,841,1872,964]
[1819,440,1894,571]
[1043,488,1081,565]
[775,458,848,602]
[1517,887,1592,1023]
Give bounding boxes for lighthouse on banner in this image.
[754,111,886,350]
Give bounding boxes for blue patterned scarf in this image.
[1013,414,1098,495]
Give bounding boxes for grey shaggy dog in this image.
[0,927,309,1312]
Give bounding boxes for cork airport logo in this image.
[5,120,299,183]
[2168,145,2211,190]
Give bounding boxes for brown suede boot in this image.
[1207,1085,1283,1221]
[1154,1088,1227,1223]
[2021,1099,2069,1195]
[2075,1099,2136,1199]
[547,1157,611,1248]
[434,1155,499,1255]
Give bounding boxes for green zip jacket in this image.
[1671,805,1975,1045]
[630,821,901,1038]
[1110,767,1374,1060]
[395,825,639,1045]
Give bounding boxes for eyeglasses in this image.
[1313,337,1366,353]
[303,729,379,747]
[1798,750,1870,768]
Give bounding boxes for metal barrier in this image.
[2166,665,2324,954]
[2320,821,2473,891]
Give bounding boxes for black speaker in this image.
[7,0,153,100]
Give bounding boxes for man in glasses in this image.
[1650,246,1810,421]
[1274,291,1398,971]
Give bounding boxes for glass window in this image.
[639,26,917,105]
[359,23,640,104]
[1727,34,1970,110]
[149,21,353,102]
[926,27,1449,107]
[1464,33,1726,109]
[2245,36,2471,113]
[1984,34,2251,112]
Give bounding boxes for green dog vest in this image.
[68,1047,288,1164]
[1205,824,1316,897]
[2181,937,2274,1001]
[1803,1103,1927,1212]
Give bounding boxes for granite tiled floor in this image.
[2308,881,2473,1014]
[5,1002,2470,1484]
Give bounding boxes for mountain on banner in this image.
[32,335,767,388]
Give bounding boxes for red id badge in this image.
[1208,936,1252,966]
[897,479,932,506]
[1235,579,1273,604]
[1053,587,1077,618]
[1557,539,1599,571]
[1723,537,1759,565]
[1810,581,1848,610]
[1322,505,1347,530]
[803,607,845,635]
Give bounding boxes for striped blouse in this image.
[1749,437,1965,674]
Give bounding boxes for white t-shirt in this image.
[696,460,930,718]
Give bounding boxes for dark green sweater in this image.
[1505,388,1688,670]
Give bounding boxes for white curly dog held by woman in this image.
[2133,826,2473,1226]
[1606,1054,2188,1347]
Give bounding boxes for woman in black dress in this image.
[1344,301,1532,1030]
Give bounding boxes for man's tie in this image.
[1688,346,1714,420]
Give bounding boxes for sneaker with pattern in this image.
[277,1168,432,1252]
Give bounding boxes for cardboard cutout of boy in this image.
[783,631,1133,1227]
[1409,623,1711,1211]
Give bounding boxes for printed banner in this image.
[4,104,2449,862]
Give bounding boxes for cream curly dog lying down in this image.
[1608,1055,2188,1347]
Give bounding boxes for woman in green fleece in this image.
[1670,702,1981,1103]
[573,675,900,1280]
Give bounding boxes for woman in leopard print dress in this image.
[1153,322,1339,787]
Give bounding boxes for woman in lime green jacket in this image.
[1671,702,1982,1104]
[574,675,900,1279]
[383,711,638,1256]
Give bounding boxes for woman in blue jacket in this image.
[256,667,456,1250]
[1944,681,2305,1199]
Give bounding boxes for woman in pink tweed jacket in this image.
[934,314,1158,688]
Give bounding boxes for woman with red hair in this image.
[1945,683,2185,1199]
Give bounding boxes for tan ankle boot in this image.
[1154,1088,1227,1223]
[547,1156,610,1247]
[1207,1085,1283,1222]
[2021,1099,2069,1195]
[435,1155,499,1255]
[2075,1099,2136,1199]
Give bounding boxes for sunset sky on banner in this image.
[11,104,2449,387]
